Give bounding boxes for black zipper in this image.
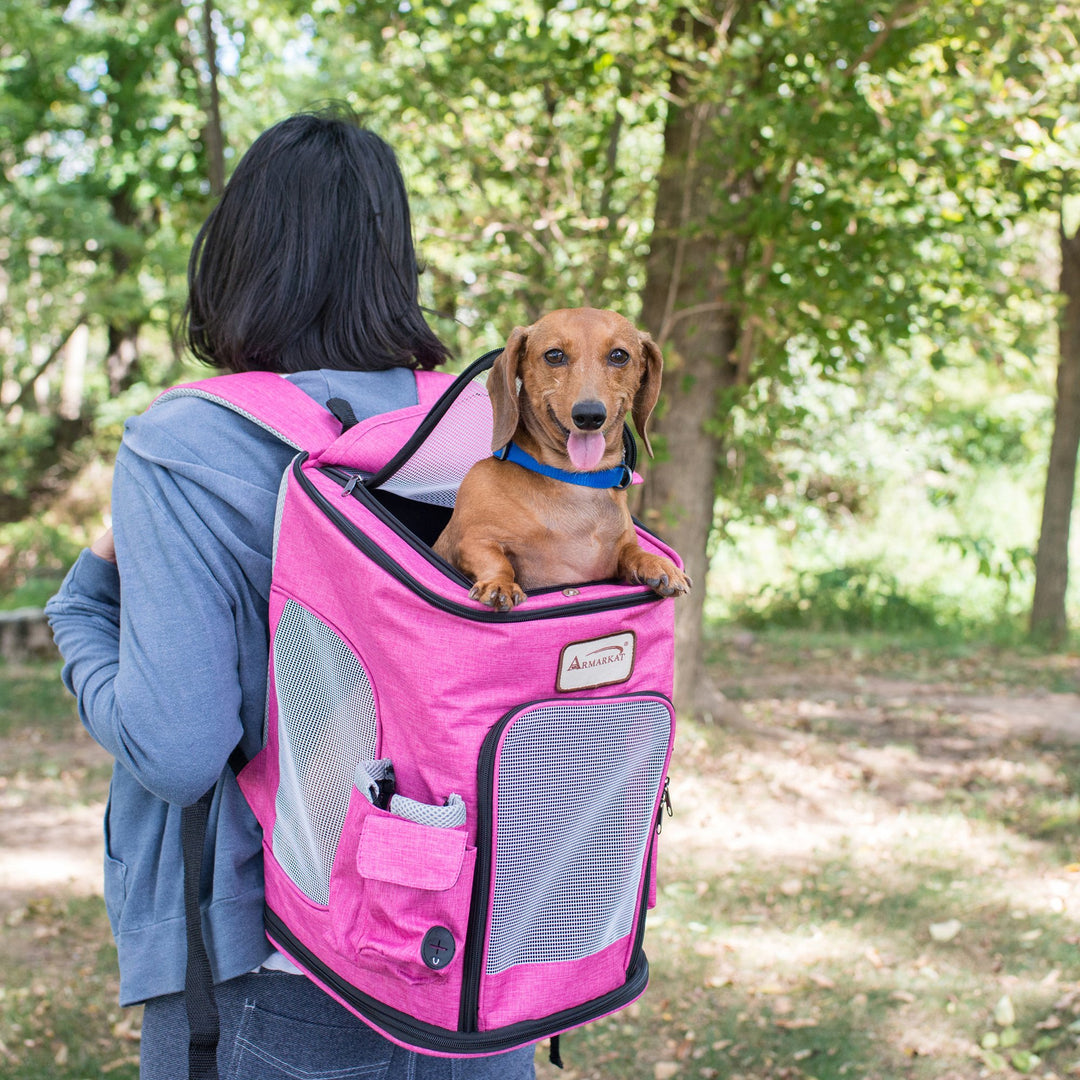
[323,463,656,600]
[362,349,502,491]
[628,777,673,964]
[265,905,650,1054]
[296,456,663,623]
[321,464,474,589]
[458,707,517,1031]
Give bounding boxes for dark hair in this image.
[183,106,450,373]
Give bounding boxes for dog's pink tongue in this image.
[567,431,606,471]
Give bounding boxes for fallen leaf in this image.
[654,1062,680,1080]
[774,1018,819,1029]
[1010,1048,1041,1073]
[111,1017,141,1043]
[102,1057,141,1074]
[929,919,962,942]
[994,996,1016,1027]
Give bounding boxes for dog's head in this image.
[488,307,663,469]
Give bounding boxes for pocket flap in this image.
[358,813,467,891]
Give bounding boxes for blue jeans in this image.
[139,970,537,1079]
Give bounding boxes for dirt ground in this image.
[0,732,113,916]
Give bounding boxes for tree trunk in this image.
[105,186,143,395]
[638,10,748,716]
[106,321,141,396]
[59,322,89,420]
[1030,218,1080,645]
[202,0,226,198]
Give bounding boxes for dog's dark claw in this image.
[470,579,526,610]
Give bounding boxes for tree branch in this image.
[6,320,89,414]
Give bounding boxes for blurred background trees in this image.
[3,0,1078,713]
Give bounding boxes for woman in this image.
[46,106,537,1080]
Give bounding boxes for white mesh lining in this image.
[486,699,671,974]
[271,600,378,905]
[376,377,493,507]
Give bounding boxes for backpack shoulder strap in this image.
[154,372,343,455]
[415,368,458,408]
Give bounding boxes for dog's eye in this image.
[608,349,630,367]
[543,349,566,366]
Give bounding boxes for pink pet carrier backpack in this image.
[168,351,681,1069]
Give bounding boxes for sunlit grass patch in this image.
[0,660,80,742]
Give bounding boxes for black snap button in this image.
[421,926,456,970]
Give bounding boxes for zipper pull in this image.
[656,777,673,834]
[340,473,362,498]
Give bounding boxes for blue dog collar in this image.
[494,441,633,490]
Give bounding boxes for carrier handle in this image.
[363,348,639,491]
[363,348,502,491]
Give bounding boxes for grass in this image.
[0,661,81,741]
[4,633,1080,1080]
[1,897,139,1079]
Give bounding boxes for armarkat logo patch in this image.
[557,631,636,692]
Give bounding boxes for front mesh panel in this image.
[486,698,671,974]
[271,600,378,905]
[377,376,493,507]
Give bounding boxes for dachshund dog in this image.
[433,307,692,611]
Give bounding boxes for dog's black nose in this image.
[571,401,607,430]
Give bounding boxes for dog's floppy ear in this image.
[489,325,528,452]
[632,334,664,458]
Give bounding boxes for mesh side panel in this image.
[271,600,378,905]
[377,376,492,506]
[486,698,671,974]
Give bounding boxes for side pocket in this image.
[102,792,128,932]
[329,787,476,983]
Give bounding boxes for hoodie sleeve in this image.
[47,423,251,806]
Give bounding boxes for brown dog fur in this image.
[433,307,692,610]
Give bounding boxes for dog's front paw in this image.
[469,578,528,611]
[622,553,692,598]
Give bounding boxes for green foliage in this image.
[940,534,1036,605]
[732,562,943,632]
[0,520,87,605]
[1,0,1077,637]
[710,328,1055,636]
